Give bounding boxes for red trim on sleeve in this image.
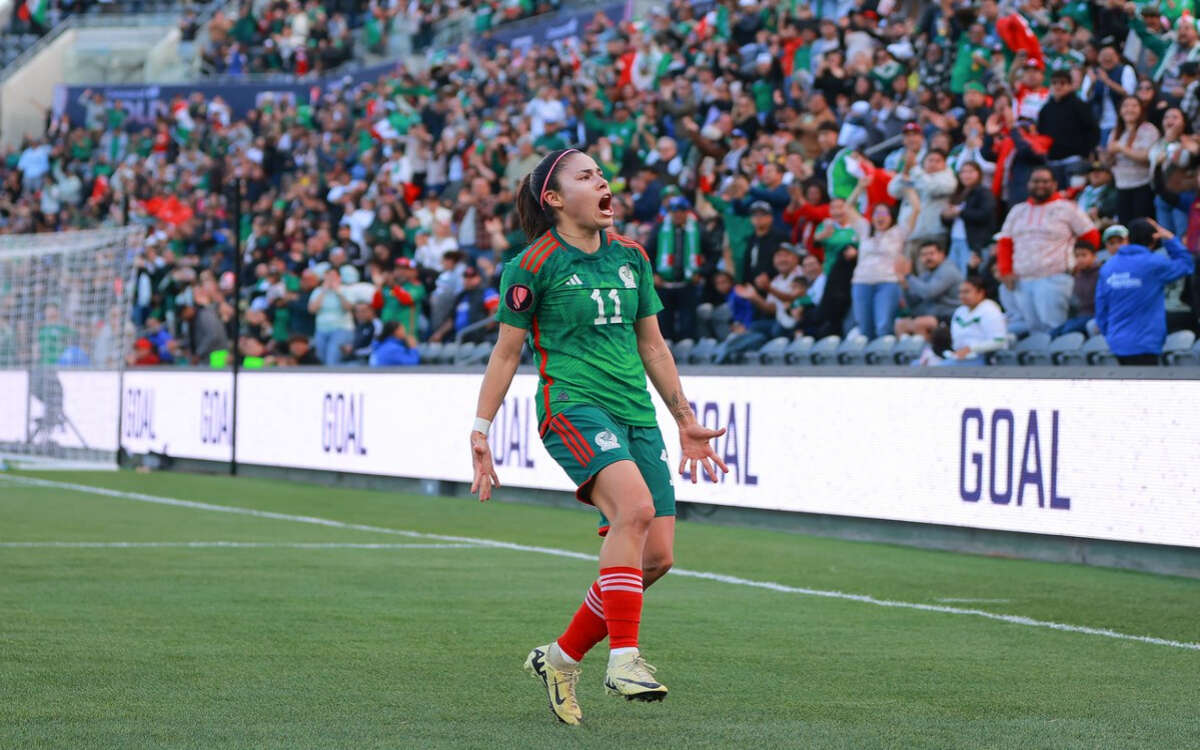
[390,286,414,305]
[996,236,1015,276]
[371,289,384,311]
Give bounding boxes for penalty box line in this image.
[3,474,1198,653]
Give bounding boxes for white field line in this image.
[4,474,1199,653]
[937,598,1014,604]
[0,541,481,550]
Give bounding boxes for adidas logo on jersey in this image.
[565,274,584,286]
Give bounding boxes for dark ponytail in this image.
[515,148,577,242]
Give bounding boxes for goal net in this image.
[0,226,143,468]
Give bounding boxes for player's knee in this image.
[643,553,673,582]
[613,501,655,534]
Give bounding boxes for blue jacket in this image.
[369,338,420,366]
[1095,240,1195,356]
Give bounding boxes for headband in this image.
[536,149,578,209]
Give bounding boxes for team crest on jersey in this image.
[595,430,621,452]
[505,284,533,312]
[619,265,636,289]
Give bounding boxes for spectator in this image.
[1037,69,1100,186]
[375,258,426,340]
[1050,242,1103,338]
[849,175,920,340]
[1148,108,1196,237]
[307,267,355,365]
[1106,96,1160,224]
[430,265,498,343]
[893,241,965,338]
[891,148,956,259]
[650,197,705,341]
[286,335,322,366]
[1096,218,1196,364]
[925,275,1008,367]
[1082,45,1138,145]
[1077,162,1119,224]
[369,321,421,366]
[1100,224,1129,263]
[739,201,788,285]
[737,244,805,341]
[942,161,994,277]
[995,167,1100,334]
[348,303,382,364]
[35,303,73,365]
[191,285,230,364]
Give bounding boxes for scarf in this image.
[656,215,701,281]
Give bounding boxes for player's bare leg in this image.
[641,516,675,589]
[590,461,668,701]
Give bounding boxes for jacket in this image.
[369,337,420,366]
[1036,93,1100,160]
[1095,240,1195,356]
[957,185,996,253]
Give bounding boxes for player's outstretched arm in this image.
[634,315,730,484]
[470,323,525,501]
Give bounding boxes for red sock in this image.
[555,580,608,662]
[598,566,643,650]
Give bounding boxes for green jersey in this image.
[497,228,663,431]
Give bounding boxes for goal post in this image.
[0,226,143,468]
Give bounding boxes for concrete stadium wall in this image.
[0,28,75,149]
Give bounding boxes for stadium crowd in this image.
[2,0,1199,367]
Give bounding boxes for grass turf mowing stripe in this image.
[0,541,483,549]
[5,473,1198,653]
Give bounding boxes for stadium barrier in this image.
[4,367,1197,553]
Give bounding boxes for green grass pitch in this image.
[1,470,1197,749]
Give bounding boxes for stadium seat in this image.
[863,335,896,365]
[1168,340,1200,366]
[784,336,815,365]
[757,337,790,365]
[992,332,1050,365]
[1161,330,1196,364]
[459,341,492,365]
[1047,332,1086,365]
[1082,335,1114,366]
[835,334,869,365]
[671,338,695,363]
[892,335,925,365]
[422,342,444,364]
[689,338,718,364]
[809,335,841,366]
[440,342,460,364]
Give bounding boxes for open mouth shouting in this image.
[598,192,614,219]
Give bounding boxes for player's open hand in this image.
[678,422,730,484]
[470,431,500,501]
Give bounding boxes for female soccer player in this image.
[468,148,728,725]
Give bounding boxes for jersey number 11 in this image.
[590,288,623,325]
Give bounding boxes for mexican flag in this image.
[18,0,48,28]
[828,148,896,212]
